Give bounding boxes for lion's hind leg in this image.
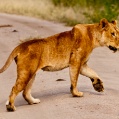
[6,70,33,111]
[23,74,40,105]
[6,68,35,111]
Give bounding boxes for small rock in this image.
[12,30,18,32]
[56,79,66,81]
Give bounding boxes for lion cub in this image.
[0,18,119,111]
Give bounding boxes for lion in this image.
[0,18,119,111]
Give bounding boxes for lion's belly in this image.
[42,60,69,71]
[42,65,69,71]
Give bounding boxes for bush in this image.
[52,0,86,7]
[52,0,119,24]
[84,1,119,23]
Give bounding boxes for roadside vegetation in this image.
[0,0,119,26]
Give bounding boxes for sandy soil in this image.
[0,13,119,119]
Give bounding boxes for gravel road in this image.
[0,13,119,119]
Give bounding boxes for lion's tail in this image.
[0,46,20,73]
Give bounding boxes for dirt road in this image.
[0,13,119,119]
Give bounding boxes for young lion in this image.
[0,18,119,111]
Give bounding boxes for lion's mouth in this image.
[108,45,117,52]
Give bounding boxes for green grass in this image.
[0,0,119,26]
[52,0,119,24]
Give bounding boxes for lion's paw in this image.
[91,78,104,92]
[28,98,40,105]
[6,100,16,112]
[73,91,83,97]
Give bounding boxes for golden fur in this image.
[1,18,119,111]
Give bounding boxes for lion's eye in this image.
[111,32,115,36]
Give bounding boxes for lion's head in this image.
[99,18,119,52]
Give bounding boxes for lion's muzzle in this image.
[109,45,117,52]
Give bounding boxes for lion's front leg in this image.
[69,64,83,97]
[80,64,104,92]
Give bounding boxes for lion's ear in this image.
[99,18,109,29]
[111,20,117,26]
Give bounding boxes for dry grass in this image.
[1,0,118,25]
[0,0,87,25]
[0,0,53,18]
